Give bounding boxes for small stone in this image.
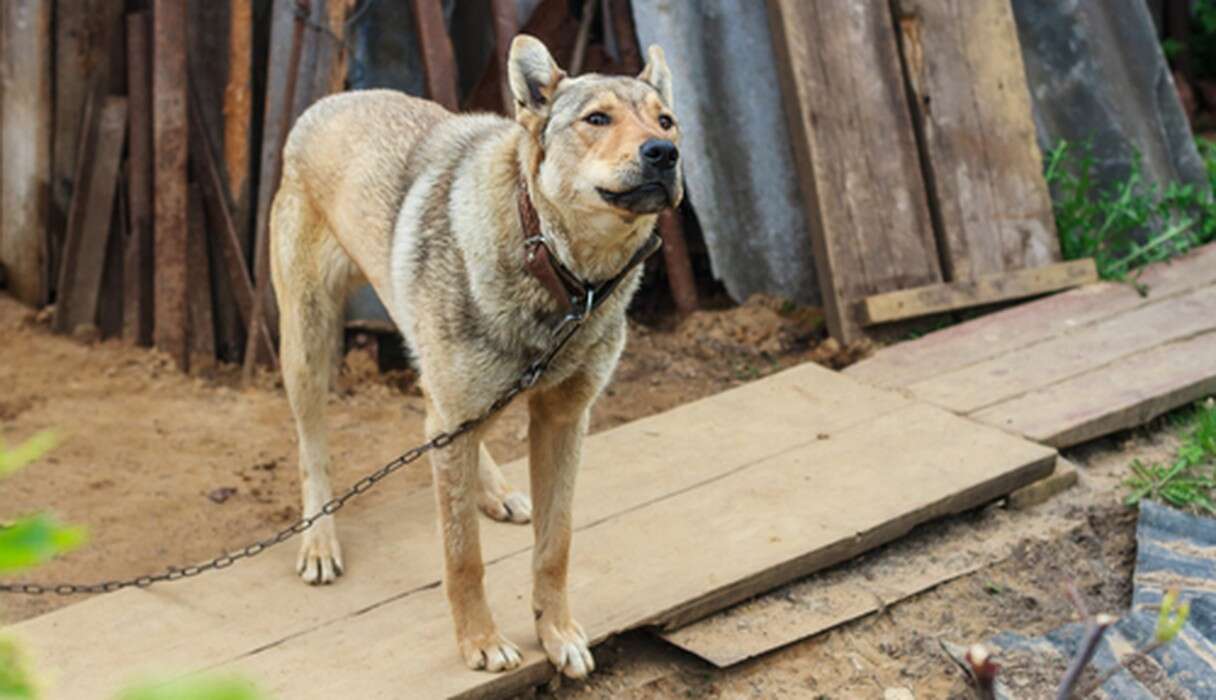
[208,487,237,504]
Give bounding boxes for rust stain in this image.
[223,0,254,195]
[898,11,925,101]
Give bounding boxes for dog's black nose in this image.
[640,139,679,171]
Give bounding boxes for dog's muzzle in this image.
[597,138,681,214]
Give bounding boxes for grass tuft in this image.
[1125,399,1216,514]
[1044,139,1216,286]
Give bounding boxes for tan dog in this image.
[269,35,682,678]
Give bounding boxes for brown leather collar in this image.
[518,183,591,315]
[517,178,664,323]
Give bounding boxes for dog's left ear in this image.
[509,35,566,119]
[638,45,674,107]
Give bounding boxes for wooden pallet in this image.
[847,243,1216,447]
[6,363,1054,699]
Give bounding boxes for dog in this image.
[269,34,682,678]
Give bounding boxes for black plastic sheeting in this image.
[980,501,1216,698]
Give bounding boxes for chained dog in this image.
[269,35,683,677]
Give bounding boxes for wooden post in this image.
[1,0,52,306]
[489,0,518,112]
[411,0,459,110]
[187,185,216,371]
[153,0,190,370]
[244,0,307,380]
[53,97,128,334]
[225,0,256,259]
[124,11,154,345]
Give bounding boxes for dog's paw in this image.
[479,487,532,525]
[296,518,344,585]
[459,632,523,673]
[537,617,594,679]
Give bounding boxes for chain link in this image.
[0,233,662,597]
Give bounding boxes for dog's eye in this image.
[584,112,611,126]
[658,115,674,130]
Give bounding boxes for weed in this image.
[1125,399,1216,513]
[1044,139,1216,285]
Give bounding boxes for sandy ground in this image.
[0,290,1189,698]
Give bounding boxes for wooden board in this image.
[894,0,1060,280]
[186,186,216,370]
[0,0,52,306]
[659,460,1079,668]
[767,0,942,345]
[123,11,154,346]
[6,363,1055,698]
[860,259,1097,325]
[412,0,460,110]
[846,243,1216,388]
[847,243,1216,448]
[52,97,128,334]
[152,0,190,370]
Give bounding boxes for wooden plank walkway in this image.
[847,243,1216,447]
[5,363,1054,699]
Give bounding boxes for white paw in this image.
[459,632,523,673]
[538,618,595,679]
[296,518,344,585]
[479,488,532,524]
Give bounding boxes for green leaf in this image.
[114,677,265,700]
[0,637,37,700]
[0,432,57,480]
[0,515,86,573]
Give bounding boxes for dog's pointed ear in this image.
[638,45,674,106]
[509,35,565,118]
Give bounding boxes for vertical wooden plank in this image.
[766,1,942,344]
[187,185,216,371]
[895,0,1060,280]
[153,0,190,370]
[411,0,459,110]
[51,0,124,301]
[52,97,128,334]
[124,11,155,345]
[490,0,519,112]
[245,0,306,379]
[0,0,52,306]
[98,173,127,337]
[225,0,256,258]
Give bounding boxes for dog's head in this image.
[509,34,683,219]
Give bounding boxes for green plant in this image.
[1166,1,1216,81]
[1044,139,1216,285]
[1125,399,1216,513]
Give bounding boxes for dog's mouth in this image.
[596,182,673,214]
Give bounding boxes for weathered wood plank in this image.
[5,363,912,696]
[845,243,1216,388]
[152,0,190,370]
[97,172,126,337]
[895,0,1060,280]
[224,0,255,260]
[123,11,154,346]
[186,186,216,371]
[970,330,1216,447]
[52,97,128,334]
[860,259,1097,325]
[1,0,52,306]
[411,0,459,110]
[49,0,123,303]
[906,284,1216,414]
[220,403,1053,699]
[489,0,518,111]
[767,0,942,344]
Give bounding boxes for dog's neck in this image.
[513,136,657,285]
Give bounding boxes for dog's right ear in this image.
[508,35,565,120]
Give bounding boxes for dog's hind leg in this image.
[271,180,353,585]
[477,443,532,524]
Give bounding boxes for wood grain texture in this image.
[186,186,216,370]
[6,363,1054,698]
[153,0,190,370]
[971,330,1216,448]
[124,11,154,345]
[411,0,459,110]
[1,0,52,306]
[52,97,128,334]
[846,243,1216,388]
[895,0,1060,279]
[767,0,942,344]
[860,259,1097,325]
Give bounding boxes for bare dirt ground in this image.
[0,290,1185,698]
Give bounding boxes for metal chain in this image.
[0,233,662,597]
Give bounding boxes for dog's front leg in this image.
[528,376,597,679]
[428,402,522,673]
